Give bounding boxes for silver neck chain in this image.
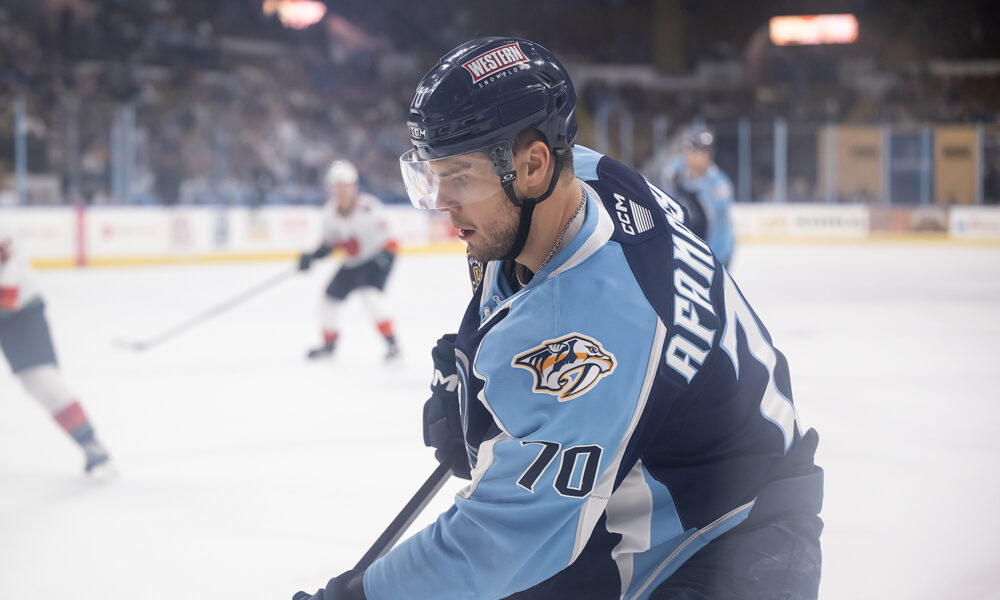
[516,185,587,286]
[540,185,587,270]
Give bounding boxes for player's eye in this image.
[440,175,467,191]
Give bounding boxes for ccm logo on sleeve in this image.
[614,193,655,236]
[512,333,616,401]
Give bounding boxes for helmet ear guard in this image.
[499,144,567,208]
[498,147,568,262]
[489,143,517,187]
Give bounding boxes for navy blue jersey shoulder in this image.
[583,152,822,530]
[585,153,693,338]
[454,273,508,466]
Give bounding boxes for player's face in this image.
[430,156,519,261]
[332,182,358,213]
[684,149,711,177]
[402,148,511,210]
[458,191,521,262]
[427,153,507,208]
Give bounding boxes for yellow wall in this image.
[820,126,883,201]
[934,126,978,205]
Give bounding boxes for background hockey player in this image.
[293,37,822,599]
[0,223,110,475]
[658,129,737,268]
[297,160,400,361]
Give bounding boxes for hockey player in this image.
[293,38,822,600]
[298,160,400,361]
[0,223,110,475]
[658,130,737,268]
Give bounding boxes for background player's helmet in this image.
[400,37,577,210]
[683,130,715,153]
[325,160,358,187]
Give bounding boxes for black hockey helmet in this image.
[400,37,577,259]
[683,129,715,153]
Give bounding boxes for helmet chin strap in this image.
[499,151,568,262]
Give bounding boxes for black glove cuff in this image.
[343,571,366,599]
[327,569,366,600]
[312,244,333,260]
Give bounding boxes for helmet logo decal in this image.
[462,42,528,84]
[512,334,616,401]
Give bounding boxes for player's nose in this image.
[434,193,462,212]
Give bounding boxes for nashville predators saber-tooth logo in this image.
[512,334,616,401]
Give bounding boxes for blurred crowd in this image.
[1,0,999,206]
[0,0,416,205]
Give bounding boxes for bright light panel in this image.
[769,14,859,46]
[262,0,327,30]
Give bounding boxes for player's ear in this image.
[516,141,552,192]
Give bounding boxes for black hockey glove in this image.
[292,569,365,600]
[299,245,333,271]
[423,333,471,479]
[373,248,395,271]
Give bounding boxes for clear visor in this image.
[400,144,513,210]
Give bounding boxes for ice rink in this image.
[1,242,998,600]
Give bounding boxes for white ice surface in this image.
[1,244,998,600]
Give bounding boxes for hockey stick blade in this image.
[111,269,295,352]
[354,457,456,572]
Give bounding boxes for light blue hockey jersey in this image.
[363,146,821,599]
[659,157,736,267]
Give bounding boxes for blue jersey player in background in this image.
[293,37,823,600]
[658,130,737,268]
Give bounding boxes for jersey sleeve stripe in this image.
[631,499,756,598]
[457,430,513,500]
[569,316,668,564]
[605,459,655,597]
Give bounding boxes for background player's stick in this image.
[354,457,455,571]
[114,268,297,351]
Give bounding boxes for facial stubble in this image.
[467,197,522,263]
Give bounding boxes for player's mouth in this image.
[454,222,476,240]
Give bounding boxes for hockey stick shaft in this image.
[124,268,296,351]
[354,458,455,571]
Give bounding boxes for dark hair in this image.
[513,128,575,182]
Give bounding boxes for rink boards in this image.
[1,203,999,268]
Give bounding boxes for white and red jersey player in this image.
[0,223,42,314]
[298,160,400,361]
[0,222,111,475]
[319,190,399,268]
